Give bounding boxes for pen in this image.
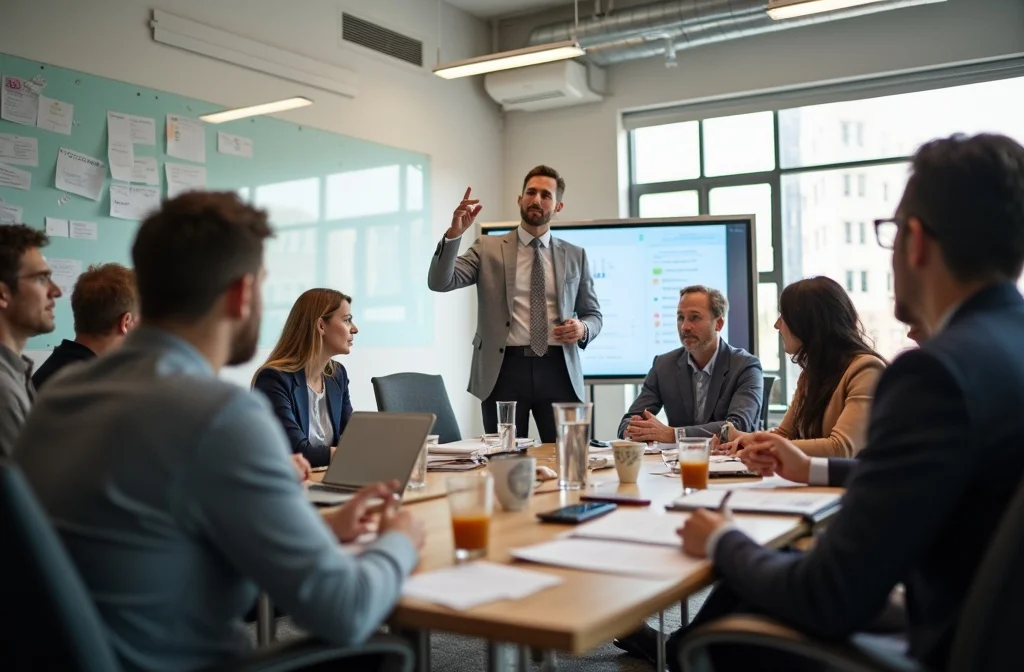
[719,490,734,520]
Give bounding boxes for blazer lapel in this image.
[502,230,518,316]
[676,351,697,424]
[291,371,310,436]
[702,344,731,424]
[325,372,342,445]
[551,236,567,318]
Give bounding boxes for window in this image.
[702,111,775,177]
[632,121,701,184]
[859,221,867,245]
[843,174,851,197]
[883,182,889,200]
[845,270,855,292]
[857,174,867,198]
[861,270,869,292]
[841,121,851,145]
[856,122,865,147]
[844,221,852,244]
[709,183,774,272]
[638,190,700,218]
[887,272,893,293]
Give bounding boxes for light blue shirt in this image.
[687,341,719,427]
[16,327,418,672]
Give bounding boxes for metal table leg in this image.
[657,609,666,671]
[255,593,274,646]
[395,628,431,672]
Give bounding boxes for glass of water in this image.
[552,402,593,490]
[496,401,517,453]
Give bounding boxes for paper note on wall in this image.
[0,133,39,166]
[56,148,105,200]
[126,113,156,145]
[45,217,70,237]
[109,184,160,221]
[0,202,24,223]
[49,258,83,296]
[36,96,74,135]
[107,112,135,182]
[217,132,253,158]
[70,220,98,240]
[166,114,206,163]
[165,162,207,199]
[1,76,39,127]
[0,162,31,191]
[130,157,159,185]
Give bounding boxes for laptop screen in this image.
[322,411,436,489]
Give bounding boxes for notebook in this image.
[666,489,841,523]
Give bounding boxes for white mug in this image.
[488,454,536,511]
[611,440,645,484]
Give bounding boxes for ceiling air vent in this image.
[342,13,423,67]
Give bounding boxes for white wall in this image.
[5,0,503,437]
[500,0,1024,437]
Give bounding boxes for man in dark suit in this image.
[617,285,762,441]
[663,133,1024,672]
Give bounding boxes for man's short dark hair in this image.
[522,165,566,201]
[680,285,729,320]
[72,263,138,336]
[132,192,273,322]
[0,225,48,294]
[900,133,1024,283]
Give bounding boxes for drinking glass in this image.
[553,402,593,490]
[407,434,437,490]
[676,428,710,493]
[445,471,494,562]
[496,401,517,453]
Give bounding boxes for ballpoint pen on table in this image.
[719,490,734,520]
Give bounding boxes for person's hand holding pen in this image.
[678,491,734,558]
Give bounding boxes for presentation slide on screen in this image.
[485,221,753,379]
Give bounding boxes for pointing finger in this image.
[463,186,472,200]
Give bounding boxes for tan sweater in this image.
[774,354,886,458]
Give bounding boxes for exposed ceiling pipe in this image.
[526,0,945,66]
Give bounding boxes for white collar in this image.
[517,226,551,248]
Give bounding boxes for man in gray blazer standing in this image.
[618,285,762,442]
[428,165,602,442]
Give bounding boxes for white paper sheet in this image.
[0,203,23,223]
[130,157,159,185]
[667,490,840,517]
[109,184,160,221]
[0,162,31,191]
[1,76,39,127]
[36,96,73,135]
[126,113,156,145]
[49,258,82,296]
[165,162,207,198]
[55,148,104,200]
[433,439,488,455]
[0,133,39,166]
[402,561,563,610]
[511,538,701,579]
[568,509,690,548]
[70,220,98,240]
[218,131,253,158]
[45,217,70,237]
[166,114,205,163]
[107,112,135,182]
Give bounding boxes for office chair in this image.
[761,374,778,430]
[677,473,1024,672]
[0,460,413,672]
[371,372,462,443]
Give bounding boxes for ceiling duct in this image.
[526,0,945,66]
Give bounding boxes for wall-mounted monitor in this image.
[482,216,758,383]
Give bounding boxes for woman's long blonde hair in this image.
[252,288,352,386]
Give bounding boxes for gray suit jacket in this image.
[428,228,602,401]
[617,341,763,439]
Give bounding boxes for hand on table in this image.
[624,410,674,444]
[290,454,312,482]
[325,480,400,543]
[735,432,812,483]
[677,509,730,558]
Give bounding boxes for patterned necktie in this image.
[530,238,547,356]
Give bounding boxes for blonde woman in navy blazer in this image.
[253,289,357,467]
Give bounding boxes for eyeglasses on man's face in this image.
[874,218,899,250]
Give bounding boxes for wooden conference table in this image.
[304,444,841,671]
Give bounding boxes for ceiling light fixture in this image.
[199,97,313,123]
[433,0,584,79]
[767,0,889,20]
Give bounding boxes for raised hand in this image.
[448,187,483,238]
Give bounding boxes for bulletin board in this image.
[0,52,432,350]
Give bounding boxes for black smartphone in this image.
[589,439,611,448]
[536,502,617,524]
[580,493,652,506]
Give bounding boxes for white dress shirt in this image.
[307,384,334,448]
[686,341,719,429]
[508,226,558,347]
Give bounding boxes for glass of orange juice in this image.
[445,471,494,562]
[676,431,710,493]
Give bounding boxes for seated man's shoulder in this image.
[723,342,762,368]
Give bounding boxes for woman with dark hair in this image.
[728,276,885,457]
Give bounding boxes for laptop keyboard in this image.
[308,483,355,494]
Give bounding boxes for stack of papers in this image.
[432,439,488,455]
[402,561,563,610]
[511,537,701,579]
[666,490,841,520]
[567,509,688,547]
[427,454,483,472]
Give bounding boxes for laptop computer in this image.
[305,411,436,506]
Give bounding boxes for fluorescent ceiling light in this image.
[767,0,888,20]
[200,97,313,123]
[433,40,585,79]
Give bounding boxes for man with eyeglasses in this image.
[665,133,1024,672]
[0,224,61,457]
